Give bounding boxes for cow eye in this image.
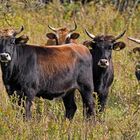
[92,42,98,49]
[10,39,15,45]
[108,45,113,50]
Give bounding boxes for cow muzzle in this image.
[98,59,109,68]
[0,53,11,62]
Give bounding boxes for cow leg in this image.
[25,97,33,120]
[5,85,14,96]
[79,85,95,118]
[5,85,20,105]
[98,90,109,112]
[62,90,77,120]
[5,85,24,105]
[17,91,25,107]
[25,89,35,120]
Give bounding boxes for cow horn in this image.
[48,25,57,32]
[113,30,126,41]
[128,37,140,44]
[13,26,24,36]
[69,21,77,32]
[85,29,95,39]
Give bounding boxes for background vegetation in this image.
[0,0,140,140]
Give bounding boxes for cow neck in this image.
[1,62,12,83]
[0,44,18,82]
[15,44,34,61]
[0,44,34,82]
[93,60,114,89]
[93,59,113,78]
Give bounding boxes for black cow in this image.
[128,37,140,82]
[0,27,94,120]
[84,29,126,112]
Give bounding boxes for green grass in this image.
[0,1,140,140]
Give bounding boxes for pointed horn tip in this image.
[48,25,51,29]
[119,29,127,37]
[114,29,127,41]
[69,20,77,32]
[85,28,95,39]
[74,20,77,27]
[18,25,24,32]
[84,28,88,32]
[48,25,57,32]
[21,25,24,31]
[18,26,24,33]
[13,25,24,36]
[84,28,88,34]
[122,29,127,35]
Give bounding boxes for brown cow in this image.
[46,23,93,119]
[46,21,80,45]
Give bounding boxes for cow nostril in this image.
[100,59,108,64]
[1,54,5,58]
[6,54,9,58]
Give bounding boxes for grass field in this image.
[0,1,140,140]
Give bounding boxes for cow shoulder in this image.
[71,43,91,57]
[36,45,78,76]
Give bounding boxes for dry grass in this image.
[0,2,140,140]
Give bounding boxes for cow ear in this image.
[70,32,80,39]
[46,33,56,39]
[133,47,140,53]
[83,40,93,48]
[113,42,126,51]
[15,35,29,44]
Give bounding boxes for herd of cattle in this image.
[0,23,139,120]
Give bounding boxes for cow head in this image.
[15,35,29,44]
[84,29,126,68]
[128,37,140,81]
[0,26,26,63]
[0,26,24,37]
[128,37,140,54]
[46,21,80,45]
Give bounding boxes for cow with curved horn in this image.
[0,26,29,44]
[46,23,96,121]
[84,29,126,112]
[46,23,89,119]
[128,37,140,82]
[0,26,95,120]
[0,26,24,37]
[46,21,80,45]
[128,37,140,54]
